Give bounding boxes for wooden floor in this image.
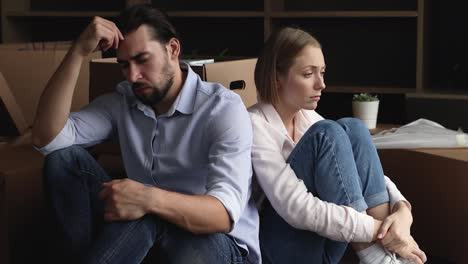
[339,246,456,264]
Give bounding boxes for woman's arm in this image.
[251,114,376,243]
[380,178,427,263]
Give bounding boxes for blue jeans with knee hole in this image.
[43,145,247,264]
[259,118,389,264]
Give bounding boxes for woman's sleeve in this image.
[384,176,412,212]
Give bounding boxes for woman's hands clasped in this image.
[377,201,427,264]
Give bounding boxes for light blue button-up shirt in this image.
[39,63,261,263]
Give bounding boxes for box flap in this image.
[0,72,28,136]
[89,58,258,108]
[204,58,258,108]
[0,44,101,126]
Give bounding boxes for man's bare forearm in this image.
[147,187,232,234]
[32,45,86,147]
[99,179,233,234]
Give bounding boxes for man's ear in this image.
[167,38,180,59]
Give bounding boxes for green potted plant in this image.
[352,93,379,129]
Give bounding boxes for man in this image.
[32,4,260,264]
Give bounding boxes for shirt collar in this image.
[117,61,198,116]
[257,102,311,137]
[167,62,197,116]
[257,103,289,136]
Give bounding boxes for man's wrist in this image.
[145,186,162,215]
[70,41,91,59]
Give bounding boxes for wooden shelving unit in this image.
[269,11,418,18]
[2,0,468,128]
[325,86,414,95]
[6,11,120,17]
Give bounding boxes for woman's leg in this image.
[336,118,404,263]
[336,118,390,218]
[260,120,372,264]
[336,118,391,248]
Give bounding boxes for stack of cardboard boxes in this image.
[0,42,100,263]
[378,148,468,263]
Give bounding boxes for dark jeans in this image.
[43,145,247,264]
[260,118,389,264]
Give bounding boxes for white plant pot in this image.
[352,100,379,129]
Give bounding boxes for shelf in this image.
[407,91,468,100]
[7,11,119,18]
[6,10,265,19]
[324,86,414,94]
[167,11,264,18]
[270,11,418,18]
[171,17,264,57]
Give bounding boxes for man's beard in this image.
[132,65,174,106]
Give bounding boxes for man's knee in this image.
[45,145,88,166]
[160,232,243,264]
[43,145,90,183]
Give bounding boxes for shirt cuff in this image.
[388,191,411,212]
[352,210,375,242]
[34,119,76,155]
[207,190,240,232]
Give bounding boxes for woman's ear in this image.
[276,72,283,91]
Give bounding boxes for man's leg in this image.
[260,120,370,264]
[44,146,164,264]
[148,222,247,264]
[43,145,112,263]
[84,215,163,264]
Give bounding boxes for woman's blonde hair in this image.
[254,27,321,104]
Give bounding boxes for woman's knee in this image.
[310,119,347,138]
[337,118,369,135]
[337,117,367,131]
[337,117,374,145]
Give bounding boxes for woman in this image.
[249,27,427,264]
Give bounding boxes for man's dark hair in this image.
[117,4,180,44]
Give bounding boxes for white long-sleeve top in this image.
[248,102,409,243]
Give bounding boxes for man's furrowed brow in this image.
[117,52,150,64]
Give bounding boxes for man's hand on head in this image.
[73,16,124,57]
[99,178,152,222]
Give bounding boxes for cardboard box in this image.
[89,58,124,101]
[89,58,258,107]
[0,172,9,264]
[0,72,28,137]
[0,142,128,263]
[203,59,257,108]
[0,43,101,130]
[0,144,46,263]
[378,148,468,263]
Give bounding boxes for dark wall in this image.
[317,93,407,125]
[319,93,468,131]
[406,97,468,131]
